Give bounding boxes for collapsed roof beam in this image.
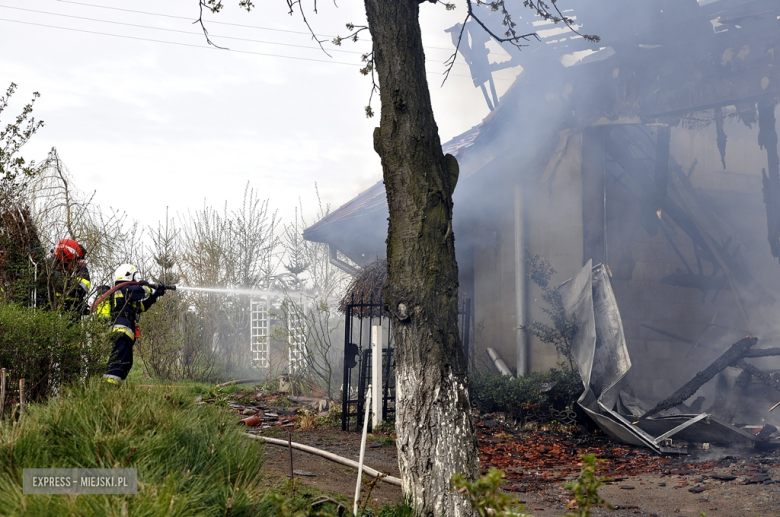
[328,245,359,276]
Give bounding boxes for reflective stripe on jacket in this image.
[110,284,159,340]
[109,324,135,340]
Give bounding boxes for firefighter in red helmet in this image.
[47,238,91,316]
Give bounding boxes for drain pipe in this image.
[515,184,528,376]
[328,245,359,276]
[486,348,513,377]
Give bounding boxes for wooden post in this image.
[19,378,25,419]
[287,430,294,481]
[582,127,610,267]
[0,368,6,419]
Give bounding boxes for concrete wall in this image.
[471,193,518,371]
[470,131,585,374]
[525,132,586,372]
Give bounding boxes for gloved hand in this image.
[155,284,166,297]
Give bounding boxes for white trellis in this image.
[250,298,270,368]
[287,301,307,372]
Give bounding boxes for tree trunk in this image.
[364,1,479,515]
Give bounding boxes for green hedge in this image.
[469,368,583,419]
[0,301,111,402]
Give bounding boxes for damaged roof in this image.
[301,123,487,264]
[303,0,780,264]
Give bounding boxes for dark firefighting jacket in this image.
[47,257,91,315]
[109,284,160,341]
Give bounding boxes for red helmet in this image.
[52,238,86,262]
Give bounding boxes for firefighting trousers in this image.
[106,333,134,381]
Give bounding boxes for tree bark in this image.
[364,1,479,515]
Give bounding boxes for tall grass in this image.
[0,378,265,516]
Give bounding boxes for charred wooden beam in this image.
[654,126,671,219]
[734,360,780,394]
[659,271,729,292]
[582,127,610,266]
[758,99,780,264]
[715,106,727,170]
[756,424,777,443]
[640,323,695,345]
[638,336,758,421]
[722,369,751,424]
[743,348,780,358]
[709,373,730,417]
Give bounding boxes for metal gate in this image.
[341,295,472,432]
[341,295,393,432]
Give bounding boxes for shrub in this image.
[136,292,222,382]
[469,368,582,421]
[453,468,531,516]
[562,454,614,517]
[519,252,578,371]
[0,301,111,402]
[453,455,614,517]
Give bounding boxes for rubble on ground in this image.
[196,388,333,430]
[476,415,780,497]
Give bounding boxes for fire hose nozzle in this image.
[141,281,177,291]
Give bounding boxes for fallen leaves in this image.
[476,421,780,493]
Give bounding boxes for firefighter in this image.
[47,238,91,316]
[94,285,111,321]
[103,264,165,385]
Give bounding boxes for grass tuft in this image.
[0,378,265,516]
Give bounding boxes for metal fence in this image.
[341,295,472,432]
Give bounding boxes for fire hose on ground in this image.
[243,433,402,487]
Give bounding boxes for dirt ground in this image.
[222,390,780,516]
[255,425,780,517]
[258,428,403,507]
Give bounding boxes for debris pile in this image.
[560,262,780,453]
[197,389,332,430]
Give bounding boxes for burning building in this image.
[304,0,780,444]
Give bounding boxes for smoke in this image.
[436,0,780,429]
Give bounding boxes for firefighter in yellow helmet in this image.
[103,264,165,385]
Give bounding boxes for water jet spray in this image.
[175,286,288,298]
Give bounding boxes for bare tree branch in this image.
[443,1,599,87]
[471,0,538,47]
[284,0,332,56]
[194,0,331,56]
[196,1,229,49]
[333,24,377,117]
[443,20,470,86]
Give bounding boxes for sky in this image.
[0,0,522,235]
